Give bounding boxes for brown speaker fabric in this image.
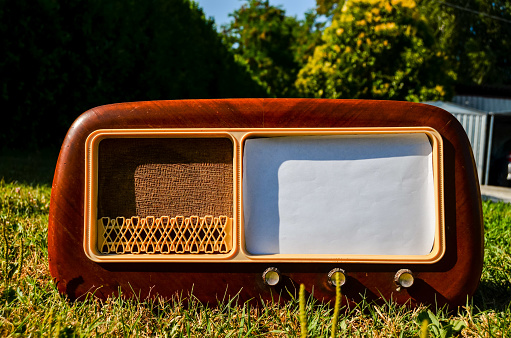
[97,138,233,218]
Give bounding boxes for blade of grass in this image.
[299,284,307,338]
[331,273,341,338]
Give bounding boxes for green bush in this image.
[0,0,266,150]
[296,0,456,101]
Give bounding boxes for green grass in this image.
[1,156,511,336]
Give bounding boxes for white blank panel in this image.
[242,134,436,255]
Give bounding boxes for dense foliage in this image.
[2,0,511,149]
[222,0,302,97]
[297,0,455,101]
[419,0,511,86]
[226,0,510,100]
[0,0,266,150]
[311,0,511,87]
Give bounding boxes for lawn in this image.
[0,152,510,337]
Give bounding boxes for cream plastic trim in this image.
[84,127,445,264]
[98,216,233,254]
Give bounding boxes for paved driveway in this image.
[480,185,511,203]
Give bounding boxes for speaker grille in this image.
[98,216,232,254]
[97,138,233,218]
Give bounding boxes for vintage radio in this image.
[48,99,483,306]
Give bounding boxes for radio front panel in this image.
[49,99,483,306]
[84,128,445,264]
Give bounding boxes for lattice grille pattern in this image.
[98,216,232,254]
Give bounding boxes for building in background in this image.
[424,85,511,186]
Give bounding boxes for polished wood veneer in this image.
[48,99,483,306]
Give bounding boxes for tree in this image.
[222,0,301,97]
[419,0,511,85]
[315,0,342,16]
[292,10,326,69]
[0,0,266,150]
[296,0,456,101]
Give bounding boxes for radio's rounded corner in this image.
[83,241,104,263]
[85,129,109,149]
[425,236,447,265]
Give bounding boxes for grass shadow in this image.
[0,148,59,187]
[473,279,511,312]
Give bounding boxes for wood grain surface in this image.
[48,99,483,306]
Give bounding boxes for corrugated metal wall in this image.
[451,112,488,184]
[453,96,511,113]
[427,98,511,185]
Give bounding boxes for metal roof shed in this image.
[424,100,511,185]
[453,95,511,114]
[424,101,488,184]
